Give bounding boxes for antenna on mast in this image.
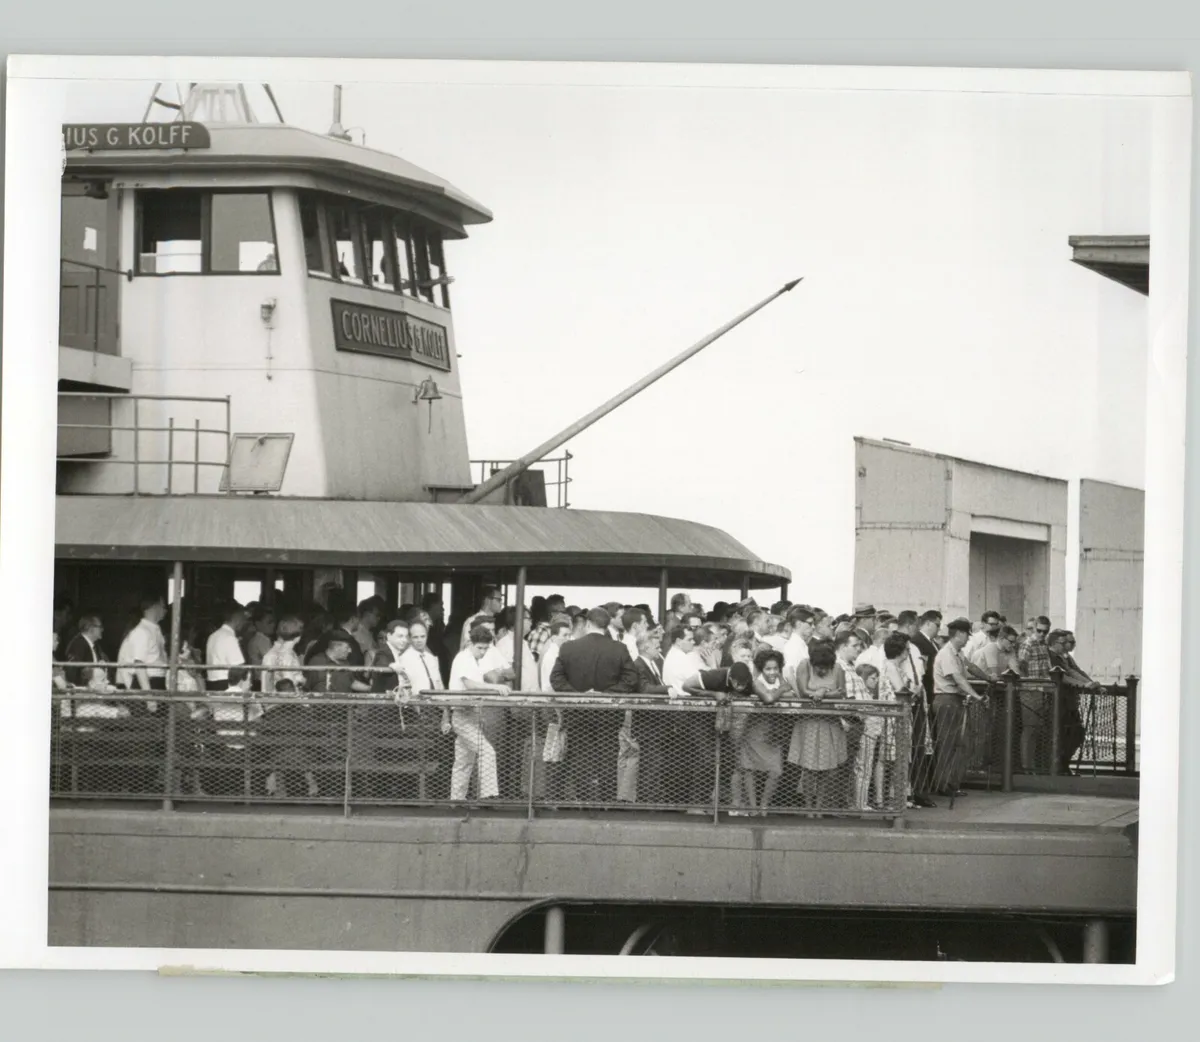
[139,83,284,124]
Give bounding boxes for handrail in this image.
[49,685,912,820]
[61,256,134,281]
[55,393,233,495]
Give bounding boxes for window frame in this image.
[297,189,451,311]
[325,200,369,286]
[135,187,281,278]
[299,191,334,278]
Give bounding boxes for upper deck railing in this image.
[57,392,232,495]
[471,453,572,508]
[49,663,1137,820]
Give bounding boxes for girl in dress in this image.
[739,647,789,815]
[789,639,848,809]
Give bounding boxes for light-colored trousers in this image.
[450,709,499,799]
[853,732,881,809]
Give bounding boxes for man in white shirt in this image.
[494,606,538,691]
[662,624,704,689]
[116,595,168,693]
[399,621,444,693]
[537,618,573,692]
[621,608,648,665]
[855,626,889,677]
[782,607,815,679]
[964,611,1001,660]
[206,602,248,692]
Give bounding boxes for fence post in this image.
[343,704,354,818]
[193,418,201,493]
[132,396,141,495]
[1124,675,1139,775]
[163,559,183,811]
[162,701,177,812]
[166,417,175,494]
[527,708,538,821]
[1001,671,1017,793]
[1048,668,1064,777]
[712,708,722,824]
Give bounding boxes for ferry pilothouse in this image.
[48,83,1138,963]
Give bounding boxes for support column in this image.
[164,560,183,812]
[513,566,527,690]
[658,568,669,627]
[1082,919,1109,964]
[740,576,750,600]
[544,905,565,955]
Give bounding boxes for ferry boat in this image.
[48,84,1138,963]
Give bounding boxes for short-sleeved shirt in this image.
[933,643,970,696]
[449,648,488,691]
[206,624,246,683]
[971,640,1008,674]
[116,618,167,688]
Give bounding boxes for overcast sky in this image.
[63,78,1152,616]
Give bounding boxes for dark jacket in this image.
[911,632,938,695]
[632,655,670,695]
[550,632,638,694]
[63,633,106,687]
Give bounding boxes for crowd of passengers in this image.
[51,589,1106,814]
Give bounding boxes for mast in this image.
[458,279,802,505]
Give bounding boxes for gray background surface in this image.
[1,0,1195,1036]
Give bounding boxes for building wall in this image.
[1076,479,1144,681]
[854,439,1067,622]
[58,183,473,501]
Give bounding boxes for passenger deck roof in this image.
[55,496,791,590]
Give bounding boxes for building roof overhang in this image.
[1068,235,1149,295]
[54,496,791,591]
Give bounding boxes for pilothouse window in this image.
[137,189,279,276]
[139,189,203,273]
[297,190,451,309]
[211,193,278,273]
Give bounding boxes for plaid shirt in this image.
[1018,635,1051,679]
[527,622,552,662]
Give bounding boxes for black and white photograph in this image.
[0,57,1189,983]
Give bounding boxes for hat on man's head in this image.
[946,617,973,636]
[770,600,791,615]
[853,603,876,617]
[730,598,758,615]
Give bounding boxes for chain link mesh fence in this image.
[49,666,1136,813]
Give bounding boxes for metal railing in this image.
[49,665,912,820]
[954,669,1139,787]
[57,392,232,495]
[59,257,132,356]
[471,453,572,508]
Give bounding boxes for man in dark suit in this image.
[64,614,108,687]
[550,607,639,802]
[906,609,942,806]
[629,628,672,803]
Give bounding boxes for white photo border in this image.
[0,55,1189,985]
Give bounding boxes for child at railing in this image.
[738,648,788,816]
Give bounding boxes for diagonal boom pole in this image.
[459,278,802,504]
